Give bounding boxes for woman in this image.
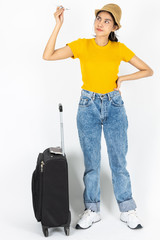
[43,3,153,230]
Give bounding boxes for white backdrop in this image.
[0,0,160,239]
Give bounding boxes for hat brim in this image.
[95,9,121,29]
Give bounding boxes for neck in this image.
[94,36,109,46]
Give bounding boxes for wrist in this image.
[55,23,62,29]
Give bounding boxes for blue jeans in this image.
[76,89,137,212]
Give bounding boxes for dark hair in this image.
[93,11,119,42]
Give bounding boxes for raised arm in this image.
[42,6,73,61]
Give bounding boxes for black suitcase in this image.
[31,104,71,237]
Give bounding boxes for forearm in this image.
[42,24,61,59]
[119,69,153,82]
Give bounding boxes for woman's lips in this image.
[97,28,103,31]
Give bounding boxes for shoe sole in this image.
[120,219,143,229]
[128,224,143,229]
[75,219,101,230]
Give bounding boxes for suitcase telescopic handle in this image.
[58,103,65,156]
[59,104,63,112]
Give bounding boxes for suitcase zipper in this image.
[40,160,44,220]
[41,161,45,172]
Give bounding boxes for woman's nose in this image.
[97,20,103,27]
[98,23,103,28]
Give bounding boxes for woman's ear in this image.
[112,25,118,32]
[113,25,119,31]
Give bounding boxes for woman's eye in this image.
[96,17,109,23]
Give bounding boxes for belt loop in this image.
[108,93,111,101]
[92,92,95,100]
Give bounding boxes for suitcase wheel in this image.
[64,227,70,236]
[42,225,49,237]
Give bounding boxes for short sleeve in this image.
[120,43,135,62]
[66,38,82,59]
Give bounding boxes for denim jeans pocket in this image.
[111,94,124,107]
[79,95,93,107]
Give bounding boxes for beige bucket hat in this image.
[95,3,122,29]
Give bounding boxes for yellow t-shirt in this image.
[66,38,135,94]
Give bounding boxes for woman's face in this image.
[94,11,118,37]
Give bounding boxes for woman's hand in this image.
[54,6,65,26]
[114,77,122,94]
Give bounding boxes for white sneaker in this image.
[75,209,101,229]
[120,210,143,229]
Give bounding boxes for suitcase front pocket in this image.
[32,170,41,221]
[32,155,44,222]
